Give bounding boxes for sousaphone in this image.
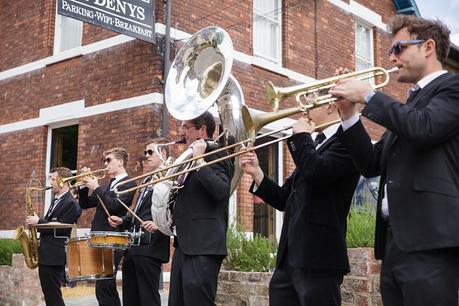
[152,27,247,235]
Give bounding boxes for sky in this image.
[415,0,459,46]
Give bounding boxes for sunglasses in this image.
[144,149,154,156]
[103,157,111,164]
[389,39,425,56]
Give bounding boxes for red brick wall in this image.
[0,0,54,71]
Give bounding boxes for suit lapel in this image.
[316,134,336,153]
[47,192,68,220]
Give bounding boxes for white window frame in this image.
[53,1,83,54]
[44,120,79,211]
[253,0,282,65]
[355,21,374,84]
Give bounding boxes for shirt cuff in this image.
[341,113,360,131]
[364,90,376,103]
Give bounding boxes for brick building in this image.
[1,0,458,249]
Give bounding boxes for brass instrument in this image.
[56,168,108,188]
[266,66,399,112]
[15,178,51,269]
[115,28,398,196]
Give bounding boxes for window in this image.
[355,23,374,72]
[252,135,278,240]
[50,125,79,171]
[54,2,83,53]
[253,0,282,64]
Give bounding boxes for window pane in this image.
[253,0,281,63]
[355,23,371,61]
[59,16,83,51]
[252,135,278,239]
[50,125,79,171]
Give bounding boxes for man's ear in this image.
[327,104,335,114]
[424,39,436,58]
[199,125,208,137]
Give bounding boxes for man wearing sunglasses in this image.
[78,147,136,306]
[108,139,170,306]
[331,15,459,305]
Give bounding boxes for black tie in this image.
[313,133,326,147]
[109,178,116,189]
[406,86,420,104]
[45,198,58,219]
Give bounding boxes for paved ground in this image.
[39,290,169,306]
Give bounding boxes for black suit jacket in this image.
[338,72,459,259]
[78,176,136,231]
[174,142,234,256]
[120,189,170,263]
[251,131,359,272]
[38,191,80,266]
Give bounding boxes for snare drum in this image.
[89,231,131,250]
[66,236,114,282]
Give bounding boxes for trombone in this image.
[56,168,108,188]
[114,118,342,196]
[115,66,397,195]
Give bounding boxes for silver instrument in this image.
[151,26,247,235]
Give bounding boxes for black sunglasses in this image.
[103,157,111,164]
[144,149,154,156]
[389,39,425,56]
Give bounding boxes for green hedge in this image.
[346,202,376,248]
[224,226,277,272]
[0,239,22,266]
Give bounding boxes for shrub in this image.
[346,202,376,248]
[0,239,22,266]
[224,226,277,272]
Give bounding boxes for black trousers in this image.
[96,250,123,306]
[168,247,223,306]
[381,226,459,306]
[122,255,162,306]
[269,258,343,306]
[39,265,65,306]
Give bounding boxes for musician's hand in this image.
[292,117,315,134]
[142,221,158,233]
[330,68,359,120]
[108,216,122,227]
[190,139,206,158]
[239,152,264,185]
[82,176,99,191]
[81,167,91,174]
[330,79,371,104]
[26,213,39,225]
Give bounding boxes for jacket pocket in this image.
[413,177,458,197]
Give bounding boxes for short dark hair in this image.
[103,147,129,167]
[190,111,216,138]
[388,15,451,63]
[50,167,73,180]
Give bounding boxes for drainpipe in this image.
[161,0,172,137]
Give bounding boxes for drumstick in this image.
[116,198,145,225]
[96,195,111,218]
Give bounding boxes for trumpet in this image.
[266,66,399,112]
[57,168,108,188]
